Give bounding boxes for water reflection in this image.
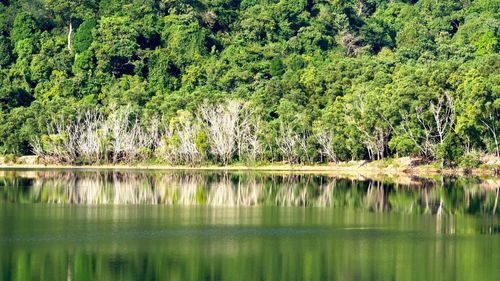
[0,170,498,215]
[1,170,499,281]
[0,205,499,281]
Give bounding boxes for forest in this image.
[0,0,498,167]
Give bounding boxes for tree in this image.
[158,110,204,166]
[269,57,285,77]
[199,100,243,165]
[93,16,139,76]
[0,0,498,167]
[0,36,11,67]
[276,124,299,164]
[345,88,393,161]
[42,0,97,51]
[315,129,338,163]
[73,19,96,53]
[10,12,39,45]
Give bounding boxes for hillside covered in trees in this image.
[0,0,499,166]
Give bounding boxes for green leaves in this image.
[0,0,498,163]
[269,57,284,77]
[10,12,38,45]
[0,36,11,66]
[162,15,209,66]
[42,0,97,22]
[93,16,139,76]
[73,19,96,53]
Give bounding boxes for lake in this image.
[0,169,498,281]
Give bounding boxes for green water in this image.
[0,170,499,281]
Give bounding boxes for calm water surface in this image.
[0,169,499,281]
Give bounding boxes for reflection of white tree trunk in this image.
[494,188,499,215]
[436,198,444,217]
[178,175,200,205]
[82,177,104,204]
[67,255,73,281]
[66,177,78,204]
[208,177,236,206]
[22,172,500,213]
[366,181,387,212]
[236,176,261,206]
[277,175,296,206]
[317,179,335,207]
[465,191,470,209]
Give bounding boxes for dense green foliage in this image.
[0,0,498,166]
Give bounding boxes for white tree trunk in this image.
[199,100,244,165]
[68,21,73,51]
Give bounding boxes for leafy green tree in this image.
[269,57,285,77]
[0,0,498,166]
[93,16,139,76]
[162,14,210,67]
[42,0,97,50]
[10,12,38,45]
[0,35,11,66]
[73,19,96,53]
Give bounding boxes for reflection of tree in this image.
[276,174,302,206]
[236,175,260,206]
[2,228,498,281]
[208,173,236,207]
[0,172,498,215]
[317,178,335,207]
[494,189,499,215]
[365,181,388,212]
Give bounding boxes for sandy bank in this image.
[0,156,499,178]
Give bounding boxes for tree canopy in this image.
[0,0,498,166]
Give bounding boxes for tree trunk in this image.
[68,21,73,51]
[493,131,499,157]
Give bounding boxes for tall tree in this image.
[42,0,97,51]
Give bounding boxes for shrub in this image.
[459,151,481,169]
[4,154,17,164]
[435,135,463,167]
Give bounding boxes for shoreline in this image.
[1,155,499,177]
[0,162,498,177]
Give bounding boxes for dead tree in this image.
[74,110,108,163]
[481,109,500,157]
[339,31,362,56]
[399,93,456,160]
[157,126,178,164]
[108,108,132,164]
[316,130,338,163]
[276,124,300,164]
[237,110,263,165]
[176,122,203,166]
[345,94,391,161]
[199,100,242,165]
[430,93,455,145]
[354,0,368,17]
